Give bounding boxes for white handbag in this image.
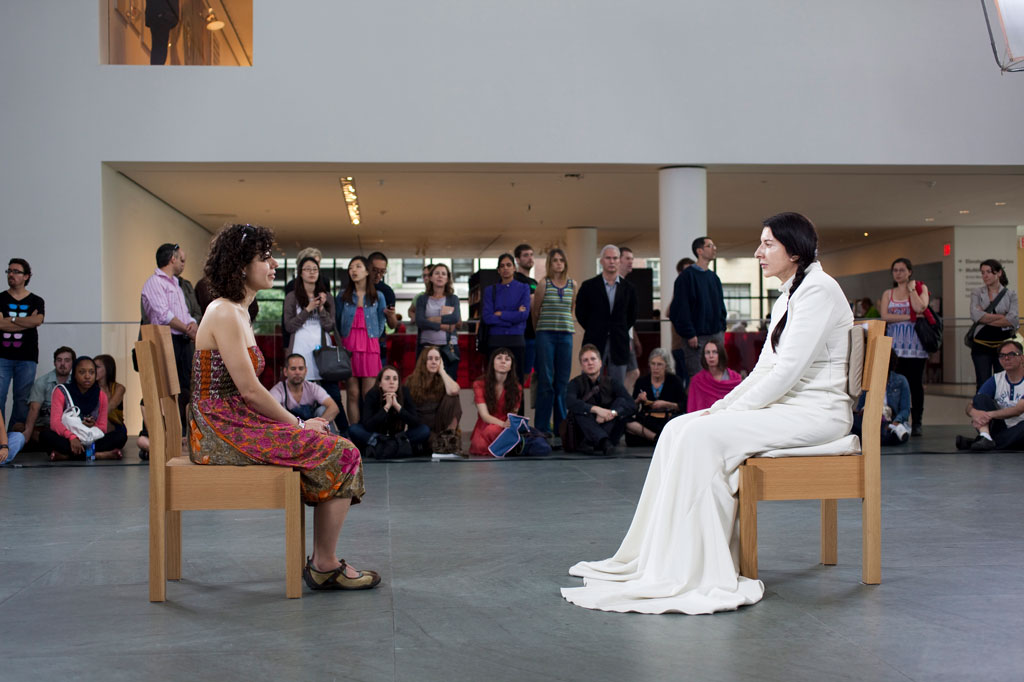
[56,385,105,446]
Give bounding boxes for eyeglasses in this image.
[5,269,25,275]
[300,268,319,273]
[998,352,1022,359]
[371,267,387,275]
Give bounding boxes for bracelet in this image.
[0,444,7,450]
[296,418,305,429]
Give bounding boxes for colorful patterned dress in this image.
[188,346,364,506]
[886,297,929,359]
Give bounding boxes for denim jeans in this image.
[0,358,37,426]
[534,331,572,433]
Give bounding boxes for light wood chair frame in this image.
[136,325,305,601]
[738,319,890,585]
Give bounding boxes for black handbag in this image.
[314,326,351,382]
[914,310,943,354]
[366,432,414,460]
[963,288,1008,349]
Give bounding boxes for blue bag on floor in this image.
[489,415,552,457]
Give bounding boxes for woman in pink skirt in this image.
[336,256,387,424]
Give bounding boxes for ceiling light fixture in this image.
[995,201,1008,206]
[959,210,971,214]
[205,8,225,31]
[982,0,1024,72]
[340,176,361,226]
[863,232,869,237]
[925,218,935,222]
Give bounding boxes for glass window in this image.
[452,258,475,283]
[403,258,425,284]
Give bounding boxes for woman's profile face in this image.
[75,360,96,391]
[649,355,666,376]
[492,352,513,375]
[300,261,319,285]
[754,227,797,280]
[891,261,911,283]
[704,342,720,369]
[349,259,368,283]
[550,253,566,274]
[425,349,442,374]
[93,361,106,384]
[379,369,399,394]
[244,250,278,292]
[981,264,998,286]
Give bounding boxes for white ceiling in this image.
[111,162,1024,259]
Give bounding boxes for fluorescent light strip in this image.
[340,176,361,226]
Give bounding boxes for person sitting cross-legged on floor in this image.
[270,354,342,433]
[564,344,635,455]
[348,365,430,456]
[852,350,911,446]
[40,356,125,461]
[957,340,1024,452]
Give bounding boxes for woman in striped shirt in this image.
[531,248,576,436]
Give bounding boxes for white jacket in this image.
[709,261,853,418]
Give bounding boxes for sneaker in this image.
[970,437,996,452]
[955,435,978,451]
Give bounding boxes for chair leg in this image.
[149,498,166,603]
[166,510,182,580]
[820,499,837,566]
[738,466,759,580]
[285,472,303,599]
[862,493,881,585]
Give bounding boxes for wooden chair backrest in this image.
[135,325,182,471]
[859,320,888,394]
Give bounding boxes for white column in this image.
[658,167,707,352]
[565,226,598,376]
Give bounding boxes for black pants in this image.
[894,356,926,428]
[574,413,626,449]
[973,394,1024,450]
[316,379,350,436]
[171,335,192,431]
[39,427,128,458]
[971,349,1001,390]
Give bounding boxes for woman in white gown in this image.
[562,212,854,614]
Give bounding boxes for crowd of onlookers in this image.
[4,242,1021,464]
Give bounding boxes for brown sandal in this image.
[302,557,381,591]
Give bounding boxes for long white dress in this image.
[561,262,853,614]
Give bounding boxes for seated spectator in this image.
[852,351,911,445]
[956,340,1024,451]
[564,344,635,455]
[269,354,341,432]
[348,365,430,455]
[470,348,522,456]
[94,354,128,450]
[686,338,742,413]
[1,415,25,464]
[406,345,463,454]
[40,356,125,460]
[625,348,686,446]
[22,346,76,444]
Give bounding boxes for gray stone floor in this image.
[2,440,1023,681]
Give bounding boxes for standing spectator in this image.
[469,348,522,456]
[0,258,45,431]
[93,354,128,452]
[532,248,576,436]
[145,0,179,65]
[686,338,742,413]
[669,236,727,380]
[407,264,433,323]
[618,246,644,393]
[415,263,461,378]
[481,254,531,384]
[348,365,430,456]
[564,344,635,455]
[406,346,463,454]
[574,245,638,386]
[269,354,341,428]
[625,348,686,445]
[141,243,196,429]
[670,257,694,382]
[22,346,75,445]
[880,257,931,437]
[281,247,331,350]
[368,252,399,362]
[336,256,387,425]
[0,415,24,465]
[41,356,125,460]
[284,255,347,434]
[514,244,538,380]
[967,259,1018,389]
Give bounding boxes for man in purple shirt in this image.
[141,243,197,427]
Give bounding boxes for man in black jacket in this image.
[565,345,636,455]
[574,245,638,385]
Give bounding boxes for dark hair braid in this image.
[762,212,820,353]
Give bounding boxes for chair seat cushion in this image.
[756,434,861,458]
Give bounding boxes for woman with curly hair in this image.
[335,256,388,425]
[189,224,379,591]
[406,345,463,453]
[469,348,522,456]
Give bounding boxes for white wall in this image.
[2,0,1024,329]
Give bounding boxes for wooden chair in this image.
[738,319,890,585]
[135,324,305,601]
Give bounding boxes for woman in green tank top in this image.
[532,248,576,435]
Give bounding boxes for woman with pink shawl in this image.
[686,338,742,412]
